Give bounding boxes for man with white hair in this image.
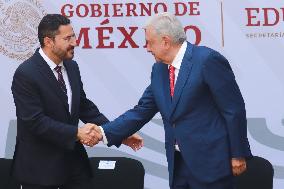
[98,12,252,189]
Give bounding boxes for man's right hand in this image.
[77,123,102,147]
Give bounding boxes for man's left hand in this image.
[122,133,144,151]
[231,158,247,176]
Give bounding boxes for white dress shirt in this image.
[169,41,187,84]
[169,42,187,151]
[100,41,188,145]
[39,48,72,112]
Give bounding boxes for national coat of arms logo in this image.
[0,0,45,60]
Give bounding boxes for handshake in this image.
[77,123,144,151]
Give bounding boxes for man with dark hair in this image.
[11,14,142,189]
[38,14,71,47]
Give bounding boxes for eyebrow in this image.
[63,33,75,38]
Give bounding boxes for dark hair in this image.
[38,14,70,47]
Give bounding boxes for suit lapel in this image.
[63,61,79,117]
[159,63,172,117]
[35,51,69,113]
[170,43,194,117]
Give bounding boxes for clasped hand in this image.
[77,123,102,147]
[77,123,144,151]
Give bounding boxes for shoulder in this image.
[14,54,38,77]
[12,56,38,89]
[191,45,228,67]
[192,45,216,59]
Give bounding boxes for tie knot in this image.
[169,65,175,72]
[55,66,62,73]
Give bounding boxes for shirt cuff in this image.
[99,126,108,145]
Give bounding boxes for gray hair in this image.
[144,12,187,44]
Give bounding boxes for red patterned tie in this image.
[55,66,67,95]
[169,65,175,97]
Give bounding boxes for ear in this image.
[43,37,54,48]
[161,35,171,49]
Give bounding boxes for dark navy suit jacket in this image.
[11,50,109,185]
[102,42,252,186]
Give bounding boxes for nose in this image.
[71,36,78,47]
[72,41,78,47]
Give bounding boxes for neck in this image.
[42,47,61,65]
[163,43,183,65]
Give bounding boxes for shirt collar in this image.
[170,41,187,70]
[39,48,64,71]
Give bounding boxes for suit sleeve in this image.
[202,51,252,158]
[11,67,77,150]
[75,63,109,125]
[102,83,159,147]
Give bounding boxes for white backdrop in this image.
[0,0,284,188]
